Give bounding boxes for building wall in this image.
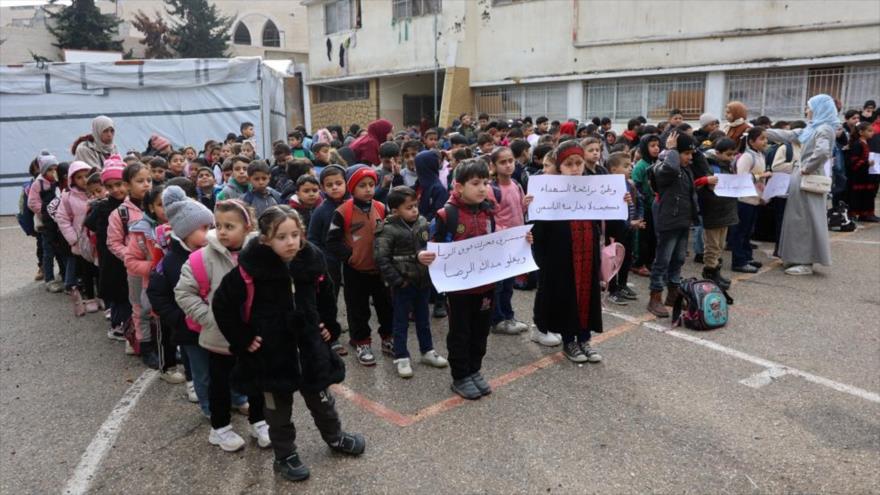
[377,73,438,130]
[0,0,309,63]
[468,0,880,85]
[305,0,466,82]
[310,78,378,130]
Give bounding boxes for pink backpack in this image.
[185,249,254,332]
[599,222,626,288]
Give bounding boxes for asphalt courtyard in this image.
[1,215,878,494]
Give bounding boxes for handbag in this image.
[599,222,626,288]
[800,173,831,194]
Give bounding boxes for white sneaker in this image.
[185,381,199,403]
[394,358,414,378]
[530,328,562,347]
[208,425,245,452]
[250,420,271,448]
[420,350,448,368]
[104,308,112,320]
[507,319,530,333]
[785,264,813,276]
[160,369,186,384]
[124,340,136,355]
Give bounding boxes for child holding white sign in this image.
[728,127,771,273]
[531,141,604,364]
[427,159,533,400]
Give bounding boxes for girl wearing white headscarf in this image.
[764,94,838,275]
[72,116,118,169]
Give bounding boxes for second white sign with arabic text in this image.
[528,175,628,221]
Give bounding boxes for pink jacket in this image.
[27,176,54,215]
[55,187,90,254]
[107,197,143,262]
[123,219,165,283]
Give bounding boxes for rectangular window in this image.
[583,76,705,121]
[392,0,441,20]
[317,81,370,103]
[492,0,532,5]
[474,83,567,122]
[324,0,361,34]
[726,65,879,120]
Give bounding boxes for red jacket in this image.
[431,192,496,294]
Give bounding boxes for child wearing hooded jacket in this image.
[175,199,260,450]
[27,152,65,292]
[414,150,451,319]
[212,205,364,482]
[55,160,100,316]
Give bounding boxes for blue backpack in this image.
[17,180,35,236]
[671,278,732,330]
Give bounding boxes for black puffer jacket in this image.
[289,241,343,343]
[212,239,344,394]
[652,150,700,232]
[373,214,431,289]
[693,150,739,229]
[147,238,198,346]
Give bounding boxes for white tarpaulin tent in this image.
[0,57,292,215]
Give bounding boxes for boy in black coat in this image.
[374,186,448,378]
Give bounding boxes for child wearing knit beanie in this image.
[147,186,214,386]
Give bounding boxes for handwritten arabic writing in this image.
[427,225,538,293]
[528,175,628,220]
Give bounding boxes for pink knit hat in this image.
[150,134,171,151]
[101,154,125,183]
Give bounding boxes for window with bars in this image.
[262,20,280,48]
[584,76,705,121]
[392,0,441,20]
[726,65,880,119]
[233,23,251,45]
[474,84,568,122]
[324,0,361,34]
[317,82,370,103]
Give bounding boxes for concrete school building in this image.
[301,0,880,131]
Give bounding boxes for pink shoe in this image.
[71,289,85,317]
[84,299,100,313]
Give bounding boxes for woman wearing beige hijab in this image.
[72,115,118,169]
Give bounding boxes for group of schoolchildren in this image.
[19,100,878,482]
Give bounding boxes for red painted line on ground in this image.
[330,384,415,428]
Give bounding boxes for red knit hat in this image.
[345,164,378,194]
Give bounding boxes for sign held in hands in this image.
[527,175,628,220]
[761,173,791,201]
[869,152,880,175]
[427,225,538,293]
[713,174,758,198]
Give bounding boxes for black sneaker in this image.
[579,342,603,363]
[731,264,758,273]
[747,260,763,268]
[329,432,366,456]
[693,253,704,263]
[432,304,447,318]
[355,344,376,366]
[470,372,492,396]
[274,452,310,481]
[563,342,588,363]
[380,338,394,356]
[607,293,629,306]
[450,377,481,400]
[619,287,638,300]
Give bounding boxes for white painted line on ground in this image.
[63,370,159,495]
[602,309,880,404]
[833,239,880,245]
[0,225,23,230]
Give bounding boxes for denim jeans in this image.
[41,233,61,282]
[181,345,247,417]
[650,228,689,292]
[491,277,515,325]
[391,285,433,359]
[110,300,132,329]
[729,202,757,267]
[64,255,78,289]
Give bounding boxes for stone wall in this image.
[309,79,379,131]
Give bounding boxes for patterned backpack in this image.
[670,278,732,330]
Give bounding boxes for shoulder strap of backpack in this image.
[238,265,255,323]
[441,203,459,242]
[374,200,386,219]
[188,248,210,300]
[116,205,129,236]
[340,199,354,232]
[784,142,794,163]
[491,183,502,203]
